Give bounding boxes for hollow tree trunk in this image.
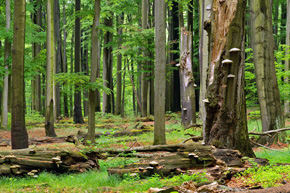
[204,0,254,157]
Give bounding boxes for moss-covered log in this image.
[107,143,246,177]
[0,148,100,176]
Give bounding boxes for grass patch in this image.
[255,149,290,163]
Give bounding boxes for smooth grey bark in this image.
[179,28,196,127]
[154,0,166,145]
[45,0,57,137]
[73,0,84,123]
[11,0,29,149]
[2,0,11,129]
[204,0,254,157]
[250,0,284,132]
[88,0,100,142]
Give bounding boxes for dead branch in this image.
[250,139,284,152]
[249,127,290,136]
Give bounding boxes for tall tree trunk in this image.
[285,1,290,117]
[35,0,42,113]
[167,1,181,113]
[45,0,57,137]
[82,31,89,117]
[74,0,84,123]
[250,0,284,133]
[121,60,126,117]
[115,13,124,115]
[70,34,74,117]
[11,0,29,149]
[2,0,11,129]
[141,0,149,117]
[154,0,166,145]
[102,10,114,114]
[179,28,196,127]
[88,0,100,142]
[204,0,254,157]
[62,0,69,117]
[199,0,212,138]
[54,0,63,118]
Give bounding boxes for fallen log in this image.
[0,147,101,176]
[107,142,247,177]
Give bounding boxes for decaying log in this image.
[0,147,101,176]
[107,142,247,177]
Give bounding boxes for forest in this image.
[1,0,290,192]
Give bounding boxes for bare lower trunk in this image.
[45,0,57,137]
[73,0,84,123]
[87,0,100,142]
[250,0,284,132]
[2,0,11,129]
[11,0,29,149]
[285,0,290,117]
[179,28,196,127]
[154,0,166,145]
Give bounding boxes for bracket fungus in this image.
[227,74,235,78]
[229,48,241,52]
[222,59,233,64]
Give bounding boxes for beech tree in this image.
[74,0,85,123]
[88,0,100,142]
[2,0,11,129]
[204,0,254,157]
[11,0,29,149]
[250,0,284,133]
[153,0,166,145]
[45,0,57,137]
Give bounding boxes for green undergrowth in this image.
[0,158,208,193]
[255,149,290,163]
[235,164,290,188]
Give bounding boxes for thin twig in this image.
[105,140,138,162]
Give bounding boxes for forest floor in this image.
[1,113,290,192]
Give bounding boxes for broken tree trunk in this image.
[204,0,254,157]
[107,142,247,177]
[0,147,101,176]
[179,28,196,127]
